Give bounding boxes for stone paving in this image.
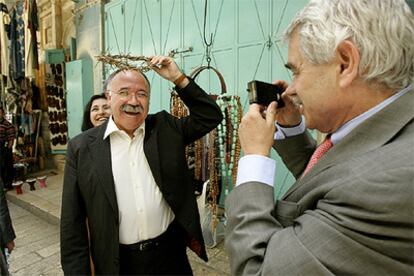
[7,202,62,275]
[5,169,230,275]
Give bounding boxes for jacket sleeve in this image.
[225,164,414,275]
[225,183,335,276]
[272,131,316,179]
[60,139,91,275]
[0,177,15,247]
[173,79,223,144]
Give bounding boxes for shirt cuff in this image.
[236,155,276,187]
[275,117,306,140]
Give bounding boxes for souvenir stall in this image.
[0,0,50,189]
[45,62,67,150]
[171,65,243,248]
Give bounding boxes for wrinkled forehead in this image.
[109,69,150,92]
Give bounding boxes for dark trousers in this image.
[0,250,8,276]
[0,147,13,189]
[119,221,193,275]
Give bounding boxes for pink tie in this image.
[301,137,333,177]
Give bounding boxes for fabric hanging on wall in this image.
[24,0,38,79]
[9,7,18,77]
[9,0,25,80]
[28,0,38,69]
[0,0,10,76]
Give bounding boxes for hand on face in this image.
[147,56,183,83]
[238,102,277,156]
[272,80,302,127]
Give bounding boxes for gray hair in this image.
[283,0,414,90]
[104,68,151,95]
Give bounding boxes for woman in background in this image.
[81,93,111,275]
[81,94,111,131]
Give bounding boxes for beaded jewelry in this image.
[208,128,219,229]
[170,92,189,118]
[170,92,196,177]
[170,90,243,230]
[215,94,242,207]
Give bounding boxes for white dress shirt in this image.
[104,117,175,244]
[236,85,412,187]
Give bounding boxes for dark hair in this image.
[81,94,108,131]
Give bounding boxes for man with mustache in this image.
[60,56,222,275]
[225,0,414,275]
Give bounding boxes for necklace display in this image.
[170,92,188,118]
[170,89,242,230]
[171,92,193,175]
[215,94,242,207]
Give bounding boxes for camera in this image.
[247,80,285,108]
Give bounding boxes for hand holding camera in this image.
[247,80,301,127]
[238,102,277,157]
[247,80,285,108]
[239,79,304,156]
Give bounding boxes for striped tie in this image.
[301,137,333,177]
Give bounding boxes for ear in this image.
[336,40,359,88]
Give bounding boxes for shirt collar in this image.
[104,116,145,139]
[331,84,412,145]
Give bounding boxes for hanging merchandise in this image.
[0,0,10,77]
[14,108,42,165]
[9,0,25,80]
[215,94,242,206]
[24,0,39,79]
[45,63,67,151]
[2,76,43,177]
[170,65,243,248]
[0,0,43,178]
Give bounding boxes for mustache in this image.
[121,104,144,113]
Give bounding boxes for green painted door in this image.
[104,0,308,198]
[66,59,94,139]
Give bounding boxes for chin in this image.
[304,119,317,131]
[125,120,144,130]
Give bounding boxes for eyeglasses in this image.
[111,89,149,99]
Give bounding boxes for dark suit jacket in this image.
[225,88,414,275]
[60,80,222,275]
[0,177,15,250]
[0,177,15,275]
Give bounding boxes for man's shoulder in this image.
[146,111,174,125]
[69,125,104,146]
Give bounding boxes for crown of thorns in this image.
[96,54,152,72]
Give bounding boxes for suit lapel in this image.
[283,88,414,199]
[144,117,163,190]
[88,124,119,217]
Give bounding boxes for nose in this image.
[284,84,296,96]
[98,107,108,115]
[126,93,141,105]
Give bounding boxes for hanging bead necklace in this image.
[170,91,242,229]
[216,94,241,206]
[170,92,188,118]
